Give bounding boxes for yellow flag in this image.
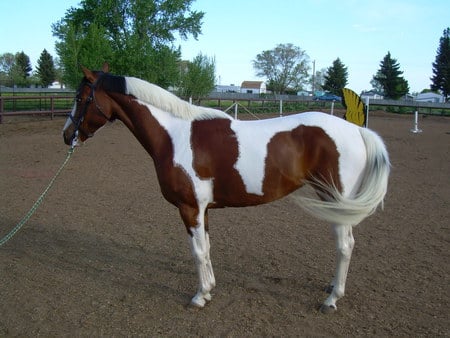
[341,88,366,127]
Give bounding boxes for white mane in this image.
[125,77,232,121]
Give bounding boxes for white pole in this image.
[279,99,283,117]
[234,103,238,119]
[330,101,334,115]
[189,97,192,104]
[365,97,370,128]
[411,110,422,133]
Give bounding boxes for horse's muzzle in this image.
[63,132,72,146]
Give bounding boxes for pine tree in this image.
[12,51,32,87]
[372,52,409,99]
[431,28,450,101]
[37,49,56,87]
[323,58,348,95]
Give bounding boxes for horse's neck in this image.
[115,94,181,160]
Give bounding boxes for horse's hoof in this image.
[190,293,210,308]
[190,300,205,308]
[320,304,337,314]
[190,299,205,308]
[203,292,212,301]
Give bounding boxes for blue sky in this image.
[1,0,448,93]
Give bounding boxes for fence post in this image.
[50,97,54,120]
[279,99,283,117]
[365,97,370,128]
[410,110,422,133]
[0,97,3,124]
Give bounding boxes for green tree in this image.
[179,53,215,100]
[431,28,450,101]
[36,49,56,87]
[252,43,310,94]
[0,53,15,87]
[52,0,204,89]
[322,58,348,95]
[309,67,326,93]
[54,57,65,87]
[12,51,32,87]
[372,52,409,99]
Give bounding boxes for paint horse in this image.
[63,64,390,313]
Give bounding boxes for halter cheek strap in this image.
[70,86,95,139]
[70,80,113,141]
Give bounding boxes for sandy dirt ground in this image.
[0,111,449,336]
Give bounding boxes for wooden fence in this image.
[0,94,74,123]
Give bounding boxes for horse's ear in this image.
[80,65,96,83]
[102,62,110,73]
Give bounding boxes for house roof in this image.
[240,81,264,89]
[416,92,442,98]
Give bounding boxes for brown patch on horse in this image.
[191,119,263,207]
[264,125,341,200]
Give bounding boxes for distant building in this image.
[49,81,66,89]
[240,81,266,94]
[415,92,444,103]
[360,90,384,100]
[215,84,240,93]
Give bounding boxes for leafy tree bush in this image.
[179,53,216,101]
[52,0,204,89]
[252,43,310,94]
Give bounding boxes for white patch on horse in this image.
[63,103,77,132]
[137,101,214,205]
[231,120,275,195]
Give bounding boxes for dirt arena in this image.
[0,110,449,336]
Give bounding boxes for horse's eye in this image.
[76,97,82,103]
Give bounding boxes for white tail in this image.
[297,127,390,226]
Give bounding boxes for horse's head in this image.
[63,63,117,146]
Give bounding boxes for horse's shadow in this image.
[0,216,328,311]
[0,217,195,305]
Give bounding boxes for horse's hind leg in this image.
[321,224,355,314]
[205,231,216,291]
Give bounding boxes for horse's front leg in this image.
[321,224,355,313]
[180,205,216,307]
[189,225,216,307]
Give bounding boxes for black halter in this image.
[68,77,113,143]
[69,82,95,139]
